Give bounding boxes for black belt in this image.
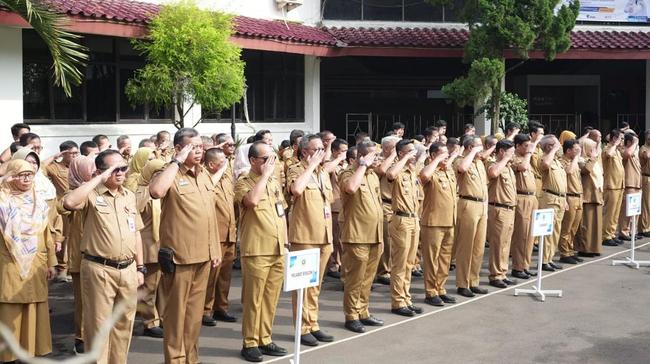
[459,195,485,203]
[488,202,516,210]
[395,210,417,218]
[566,192,582,198]
[382,198,392,204]
[625,186,640,189]
[643,173,650,177]
[84,254,134,270]
[543,189,566,198]
[516,191,535,196]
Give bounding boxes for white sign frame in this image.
[284,248,321,292]
[626,192,642,217]
[532,208,555,237]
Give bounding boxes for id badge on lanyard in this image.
[274,188,285,217]
[314,172,331,220]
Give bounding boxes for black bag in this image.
[158,248,176,274]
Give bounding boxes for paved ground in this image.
[46,238,650,364]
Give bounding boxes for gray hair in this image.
[201,135,214,147]
[173,128,199,146]
[356,140,376,156]
[213,133,231,145]
[381,135,400,148]
[539,134,557,151]
[298,134,322,159]
[116,135,130,147]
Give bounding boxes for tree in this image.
[429,0,580,133]
[1,0,87,96]
[125,0,245,129]
[477,91,529,131]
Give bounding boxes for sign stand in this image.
[613,192,650,269]
[284,248,321,364]
[515,208,562,302]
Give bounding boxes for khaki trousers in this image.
[71,272,84,340]
[138,263,164,329]
[511,195,537,271]
[640,176,650,233]
[204,242,236,314]
[162,261,210,364]
[559,196,583,258]
[619,188,641,236]
[576,203,603,254]
[539,193,565,264]
[376,209,392,277]
[0,302,52,362]
[455,199,487,288]
[241,255,285,348]
[342,243,381,321]
[603,188,624,240]
[388,215,419,309]
[328,212,343,273]
[291,243,333,335]
[487,206,515,281]
[421,226,454,297]
[81,259,137,364]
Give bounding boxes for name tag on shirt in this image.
[276,202,285,217]
[127,215,136,232]
[324,205,332,220]
[179,179,190,187]
[95,196,108,207]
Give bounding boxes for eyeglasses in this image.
[100,165,129,174]
[254,156,270,162]
[224,143,235,147]
[310,147,325,152]
[16,172,35,181]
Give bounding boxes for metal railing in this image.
[528,114,582,136]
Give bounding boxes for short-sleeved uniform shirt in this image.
[455,158,488,201]
[511,154,537,194]
[212,169,237,243]
[561,157,583,195]
[421,167,456,227]
[541,157,568,195]
[45,161,69,199]
[339,166,382,244]
[389,165,420,214]
[487,160,516,206]
[640,145,650,177]
[624,151,641,189]
[602,149,625,190]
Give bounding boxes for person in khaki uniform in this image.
[375,136,400,285]
[639,131,650,236]
[538,135,568,271]
[419,142,458,306]
[558,139,584,265]
[45,140,78,198]
[575,137,604,257]
[486,140,517,289]
[286,134,335,346]
[454,136,489,297]
[135,159,166,339]
[236,141,288,362]
[63,149,146,364]
[529,123,546,198]
[149,128,221,364]
[386,139,423,316]
[325,138,348,278]
[601,129,625,246]
[510,134,539,279]
[154,131,174,163]
[202,148,238,325]
[338,140,385,333]
[0,159,58,363]
[618,132,641,240]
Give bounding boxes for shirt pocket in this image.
[95,204,112,214]
[305,183,322,200]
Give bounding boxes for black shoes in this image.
[618,234,632,241]
[259,342,287,356]
[300,333,319,346]
[512,270,530,279]
[503,278,517,286]
[201,314,217,327]
[559,256,578,264]
[311,330,334,342]
[213,311,237,323]
[549,262,563,270]
[376,276,391,285]
[143,326,164,338]
[457,287,475,297]
[489,280,507,288]
[541,263,555,272]
[572,254,584,262]
[602,239,618,247]
[360,315,384,326]
[524,269,537,277]
[326,271,341,279]
[470,286,488,294]
[424,295,444,306]
[74,338,85,354]
[578,251,597,258]
[439,294,457,304]
[408,305,423,314]
[391,307,415,317]
[345,320,366,333]
[411,269,423,277]
[241,347,263,362]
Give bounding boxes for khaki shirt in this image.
[511,154,537,193]
[602,149,625,190]
[487,160,516,206]
[330,162,346,213]
[284,155,299,175]
[155,148,174,163]
[640,145,650,176]
[159,165,220,264]
[79,185,143,261]
[580,156,603,204]
[421,168,456,227]
[58,194,83,272]
[287,162,334,245]
[531,146,543,180]
[235,171,287,257]
[339,166,383,244]
[541,157,568,195]
[389,166,420,214]
[45,161,70,199]
[379,158,396,219]
[561,157,583,195]
[455,158,488,201]
[135,185,160,264]
[212,169,237,243]
[624,151,641,189]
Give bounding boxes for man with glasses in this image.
[63,149,145,364]
[149,128,221,364]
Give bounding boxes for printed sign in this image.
[559,0,650,23]
[626,192,642,217]
[284,248,321,292]
[532,209,555,237]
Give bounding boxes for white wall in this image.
[0,27,23,149]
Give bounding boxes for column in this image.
[646,60,650,131]
[304,55,320,132]
[0,27,23,148]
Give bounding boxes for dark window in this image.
[404,1,442,22]
[323,0,362,20]
[86,64,117,122]
[364,0,403,21]
[322,0,460,22]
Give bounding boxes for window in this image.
[323,0,460,22]
[22,30,166,124]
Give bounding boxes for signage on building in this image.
[560,0,650,22]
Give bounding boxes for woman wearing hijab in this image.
[135,159,166,339]
[575,138,604,257]
[559,130,577,146]
[58,155,96,354]
[125,147,154,192]
[0,159,57,362]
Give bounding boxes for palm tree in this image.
[1,0,87,96]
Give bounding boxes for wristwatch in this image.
[359,159,369,167]
[169,159,182,168]
[137,265,147,275]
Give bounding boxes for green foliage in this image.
[477,91,528,131]
[2,0,88,96]
[431,0,579,132]
[125,0,245,129]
